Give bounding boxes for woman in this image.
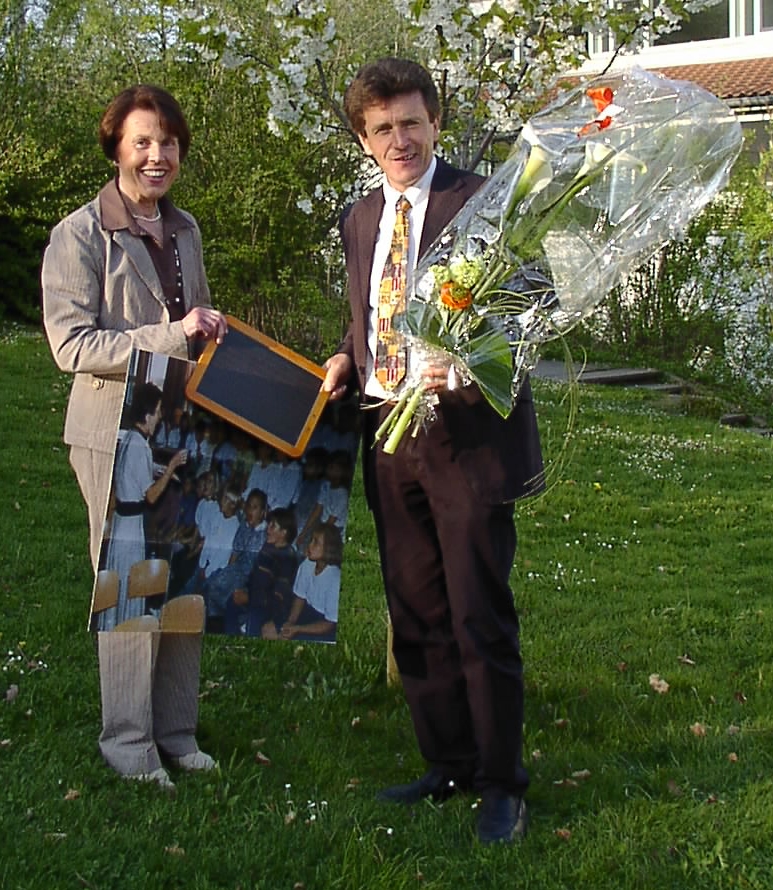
[42,85,227,790]
[99,382,187,632]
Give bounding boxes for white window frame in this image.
[588,0,772,58]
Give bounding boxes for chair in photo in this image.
[114,615,160,632]
[127,558,171,602]
[92,569,119,614]
[160,595,205,633]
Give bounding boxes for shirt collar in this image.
[98,177,189,235]
[382,155,437,209]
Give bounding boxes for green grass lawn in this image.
[2,327,772,889]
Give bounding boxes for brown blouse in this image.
[100,177,189,321]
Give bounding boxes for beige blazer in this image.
[42,187,212,454]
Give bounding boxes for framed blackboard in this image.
[185,316,329,458]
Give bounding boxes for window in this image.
[656,1,729,44]
[588,0,771,55]
[763,0,773,30]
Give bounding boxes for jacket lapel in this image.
[112,229,166,309]
[354,190,384,314]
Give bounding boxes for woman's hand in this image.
[182,307,228,343]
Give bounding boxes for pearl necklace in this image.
[133,207,161,222]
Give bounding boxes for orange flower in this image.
[588,86,614,114]
[440,281,473,310]
[578,86,615,137]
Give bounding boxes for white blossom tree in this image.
[223,0,723,169]
[2,0,726,356]
[172,0,724,327]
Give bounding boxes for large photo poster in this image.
[90,347,360,644]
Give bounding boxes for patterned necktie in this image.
[375,195,411,391]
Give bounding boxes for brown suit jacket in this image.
[42,182,212,455]
[339,157,544,504]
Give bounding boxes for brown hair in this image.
[310,523,344,567]
[343,57,440,137]
[99,84,191,162]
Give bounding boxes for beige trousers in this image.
[71,445,203,776]
[69,446,112,570]
[97,630,201,774]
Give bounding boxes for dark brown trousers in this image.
[363,405,528,796]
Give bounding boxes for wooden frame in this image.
[185,315,329,458]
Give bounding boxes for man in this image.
[322,58,544,844]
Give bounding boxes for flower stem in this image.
[382,383,427,455]
[373,385,414,444]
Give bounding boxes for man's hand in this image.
[419,361,457,394]
[322,353,353,401]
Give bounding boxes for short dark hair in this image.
[129,382,162,425]
[268,507,298,545]
[326,449,354,484]
[343,57,440,137]
[99,84,191,162]
[246,488,268,512]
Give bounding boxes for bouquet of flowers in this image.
[375,66,743,454]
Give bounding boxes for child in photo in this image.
[281,523,342,644]
[295,449,353,552]
[204,488,268,626]
[225,508,298,638]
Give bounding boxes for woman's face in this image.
[115,108,180,209]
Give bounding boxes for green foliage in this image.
[205,251,349,360]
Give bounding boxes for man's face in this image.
[358,91,439,191]
[147,402,163,436]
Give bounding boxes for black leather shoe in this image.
[376,769,467,804]
[476,792,527,844]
